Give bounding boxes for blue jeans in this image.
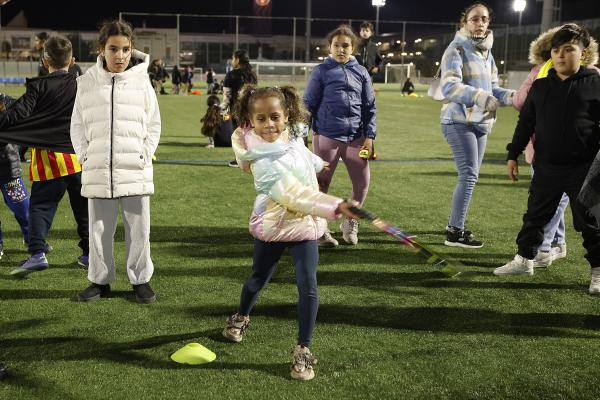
[442,123,487,230]
[239,239,319,346]
[0,176,30,244]
[531,167,568,252]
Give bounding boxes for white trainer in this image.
[589,268,600,295]
[551,243,567,260]
[318,229,338,248]
[493,254,534,276]
[222,313,250,343]
[533,250,553,268]
[290,345,317,381]
[340,218,359,245]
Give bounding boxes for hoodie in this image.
[512,27,599,164]
[507,67,600,166]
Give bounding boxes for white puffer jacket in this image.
[70,50,161,198]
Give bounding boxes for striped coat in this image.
[440,28,513,134]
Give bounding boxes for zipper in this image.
[342,64,351,133]
[110,76,115,198]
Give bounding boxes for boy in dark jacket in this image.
[356,21,382,78]
[494,25,600,295]
[0,36,88,277]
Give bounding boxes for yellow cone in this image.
[170,343,216,365]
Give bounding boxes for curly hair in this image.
[326,24,358,49]
[201,95,222,138]
[233,85,308,129]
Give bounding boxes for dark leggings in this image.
[239,239,319,346]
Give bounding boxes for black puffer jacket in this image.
[508,67,600,166]
[0,143,21,180]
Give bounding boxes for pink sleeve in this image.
[512,66,541,111]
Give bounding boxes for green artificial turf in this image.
[1,82,599,399]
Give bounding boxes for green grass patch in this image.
[1,82,599,399]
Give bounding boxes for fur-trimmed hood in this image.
[529,26,598,66]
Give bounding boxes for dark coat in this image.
[0,70,77,152]
[356,38,382,76]
[0,143,21,180]
[508,67,600,166]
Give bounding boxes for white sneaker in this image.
[551,243,567,260]
[340,218,359,245]
[318,230,338,248]
[589,268,600,295]
[290,345,317,381]
[222,313,250,343]
[493,254,534,276]
[533,250,553,268]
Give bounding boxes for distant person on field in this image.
[356,21,382,78]
[171,65,181,94]
[401,77,415,95]
[201,95,232,148]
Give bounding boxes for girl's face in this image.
[330,35,353,64]
[250,96,288,143]
[464,5,490,38]
[101,35,132,73]
[551,41,583,79]
[232,55,240,68]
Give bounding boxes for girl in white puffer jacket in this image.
[70,20,161,304]
[222,85,359,381]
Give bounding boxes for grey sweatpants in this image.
[87,196,154,285]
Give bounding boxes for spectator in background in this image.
[206,68,215,94]
[171,65,181,94]
[401,77,415,96]
[356,21,382,78]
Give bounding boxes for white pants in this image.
[88,196,154,285]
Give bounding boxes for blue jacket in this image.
[304,56,376,142]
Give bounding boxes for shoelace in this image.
[292,350,317,369]
[227,315,249,333]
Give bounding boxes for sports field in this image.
[1,83,599,399]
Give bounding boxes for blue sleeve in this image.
[303,66,324,130]
[361,69,377,139]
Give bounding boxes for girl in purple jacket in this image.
[304,25,376,248]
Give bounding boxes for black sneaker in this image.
[79,283,111,302]
[444,226,483,249]
[133,283,156,304]
[228,159,239,168]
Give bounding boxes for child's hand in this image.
[322,161,330,171]
[359,139,374,158]
[507,160,519,182]
[336,199,361,220]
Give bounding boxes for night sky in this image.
[1,0,599,32]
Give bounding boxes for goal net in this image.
[384,64,420,84]
[251,61,319,89]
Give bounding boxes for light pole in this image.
[372,0,386,36]
[513,0,526,32]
